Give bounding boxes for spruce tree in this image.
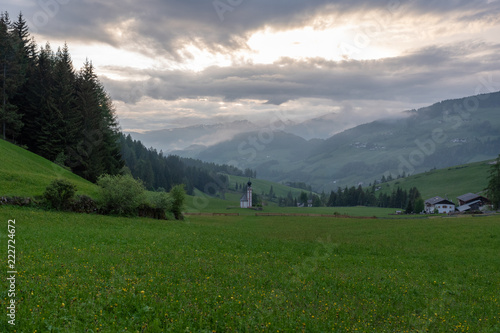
[71,60,122,181]
[53,43,79,162]
[24,43,63,159]
[10,13,36,141]
[0,12,24,140]
[487,155,500,210]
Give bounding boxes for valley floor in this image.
[1,206,499,332]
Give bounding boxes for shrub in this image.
[43,179,77,211]
[149,191,173,212]
[97,174,145,216]
[138,203,167,220]
[71,195,98,214]
[170,184,186,220]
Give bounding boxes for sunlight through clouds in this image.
[6,0,500,133]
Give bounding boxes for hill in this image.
[0,139,98,198]
[175,91,500,191]
[127,120,260,153]
[377,159,494,203]
[227,174,311,199]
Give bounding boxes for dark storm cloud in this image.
[6,0,500,61]
[102,40,500,106]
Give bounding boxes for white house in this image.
[240,181,253,208]
[424,196,455,214]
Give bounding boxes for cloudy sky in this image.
[3,0,500,133]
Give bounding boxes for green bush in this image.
[97,174,145,216]
[170,184,186,220]
[43,179,78,211]
[71,195,98,214]
[149,191,173,212]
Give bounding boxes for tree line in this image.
[1,12,122,182]
[1,11,249,195]
[275,186,424,213]
[121,134,253,195]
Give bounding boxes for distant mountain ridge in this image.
[172,91,500,191]
[125,112,380,153]
[126,120,260,153]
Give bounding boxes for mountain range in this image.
[128,91,500,192]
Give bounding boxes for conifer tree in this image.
[70,60,122,181]
[0,12,24,140]
[53,43,79,161]
[487,155,500,210]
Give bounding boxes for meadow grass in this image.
[379,159,493,201]
[185,189,402,218]
[0,139,98,198]
[1,206,499,332]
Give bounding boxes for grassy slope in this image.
[190,94,500,191]
[228,174,311,198]
[1,206,499,332]
[187,159,495,216]
[378,159,494,202]
[0,139,98,198]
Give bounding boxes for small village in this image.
[423,193,491,214]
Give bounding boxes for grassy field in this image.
[0,139,98,198]
[227,175,309,198]
[185,189,399,218]
[378,159,494,202]
[1,206,499,332]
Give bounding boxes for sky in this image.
[3,0,500,134]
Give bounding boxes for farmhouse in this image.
[456,193,490,212]
[240,181,253,208]
[457,193,489,206]
[424,196,456,214]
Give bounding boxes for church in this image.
[240,181,253,208]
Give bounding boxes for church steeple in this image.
[247,180,252,208]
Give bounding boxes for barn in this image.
[457,193,490,207]
[456,193,490,212]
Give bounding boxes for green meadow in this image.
[0,140,98,198]
[379,160,493,201]
[1,206,499,332]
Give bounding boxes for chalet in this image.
[457,193,490,206]
[456,193,490,212]
[457,200,482,213]
[424,196,455,214]
[240,181,253,208]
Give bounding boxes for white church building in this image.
[240,181,253,208]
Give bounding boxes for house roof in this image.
[457,193,489,203]
[457,204,471,212]
[457,193,480,202]
[457,200,482,212]
[240,193,248,202]
[425,196,455,206]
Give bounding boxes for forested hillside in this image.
[1,12,122,182]
[120,134,253,194]
[0,11,245,194]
